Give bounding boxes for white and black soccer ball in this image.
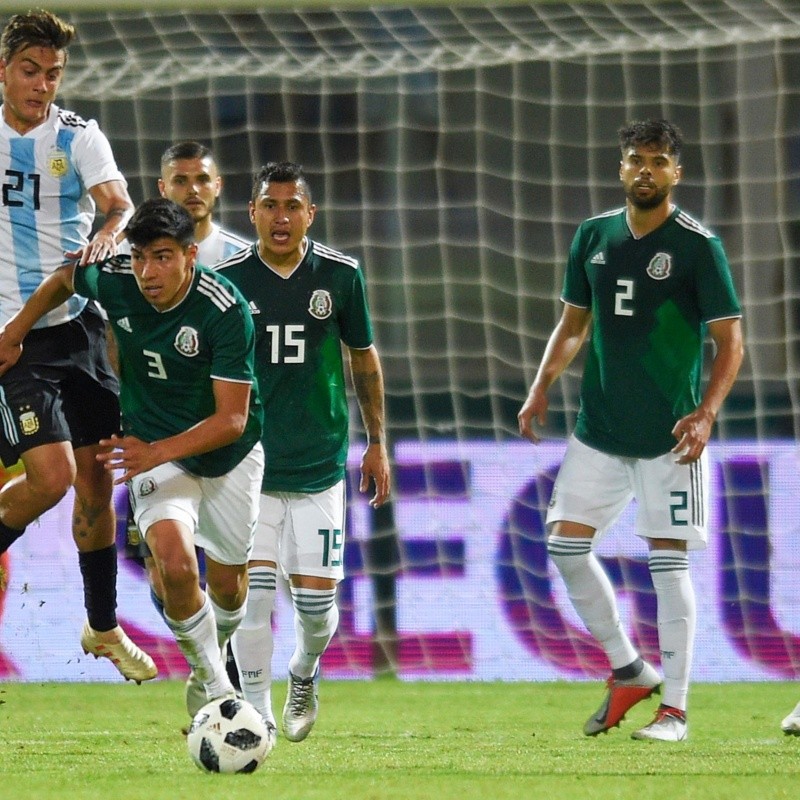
[187,697,273,773]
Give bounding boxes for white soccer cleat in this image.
[583,660,661,736]
[282,670,319,742]
[781,701,800,735]
[631,705,688,741]
[80,621,157,684]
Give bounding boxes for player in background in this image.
[158,140,250,265]
[0,9,155,682]
[118,141,249,268]
[218,162,390,742]
[518,120,743,742]
[0,198,264,721]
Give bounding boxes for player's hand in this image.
[671,407,715,464]
[0,327,23,376]
[360,441,391,508]
[97,434,161,484]
[64,231,119,266]
[518,386,548,443]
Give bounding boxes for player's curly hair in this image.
[0,9,75,63]
[125,198,195,250]
[618,119,683,161]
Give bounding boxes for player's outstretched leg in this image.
[80,620,157,684]
[781,701,800,735]
[631,704,687,741]
[584,659,661,736]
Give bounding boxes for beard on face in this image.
[626,182,671,211]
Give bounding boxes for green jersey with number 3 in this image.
[562,205,741,458]
[74,259,263,477]
[215,240,374,493]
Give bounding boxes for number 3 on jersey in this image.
[266,324,305,364]
[615,278,634,316]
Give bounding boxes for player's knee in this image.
[208,570,248,610]
[158,554,200,598]
[25,462,75,509]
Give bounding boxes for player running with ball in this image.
[0,198,264,723]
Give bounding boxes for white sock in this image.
[165,594,233,701]
[208,591,246,653]
[231,566,277,724]
[548,535,639,669]
[288,586,339,679]
[649,550,694,711]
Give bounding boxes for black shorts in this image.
[0,303,120,467]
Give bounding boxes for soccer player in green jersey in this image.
[0,198,265,721]
[217,162,390,743]
[518,120,743,742]
[119,141,252,695]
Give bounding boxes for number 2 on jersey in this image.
[615,278,634,316]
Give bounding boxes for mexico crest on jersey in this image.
[308,289,333,320]
[174,326,200,357]
[138,477,157,497]
[47,148,69,178]
[646,252,672,280]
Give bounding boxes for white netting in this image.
[51,2,799,443]
[2,3,795,682]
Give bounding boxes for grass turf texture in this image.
[1,680,798,799]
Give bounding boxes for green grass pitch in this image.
[1,679,799,799]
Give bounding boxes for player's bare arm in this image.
[518,303,592,443]
[0,265,76,374]
[65,179,135,265]
[349,344,390,508]
[98,378,252,483]
[671,316,744,464]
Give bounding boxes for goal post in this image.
[2,3,797,682]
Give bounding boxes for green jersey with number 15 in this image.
[562,205,741,459]
[215,240,374,493]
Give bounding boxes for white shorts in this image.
[251,479,346,582]
[546,435,709,550]
[130,442,264,566]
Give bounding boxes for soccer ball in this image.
[186,696,273,773]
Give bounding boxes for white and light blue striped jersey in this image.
[0,104,126,329]
[118,222,250,268]
[196,223,250,267]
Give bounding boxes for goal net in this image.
[4,2,798,683]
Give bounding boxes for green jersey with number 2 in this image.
[562,206,741,459]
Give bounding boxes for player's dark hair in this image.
[160,140,213,168]
[618,119,683,161]
[251,161,312,205]
[0,9,75,62]
[125,198,195,249]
